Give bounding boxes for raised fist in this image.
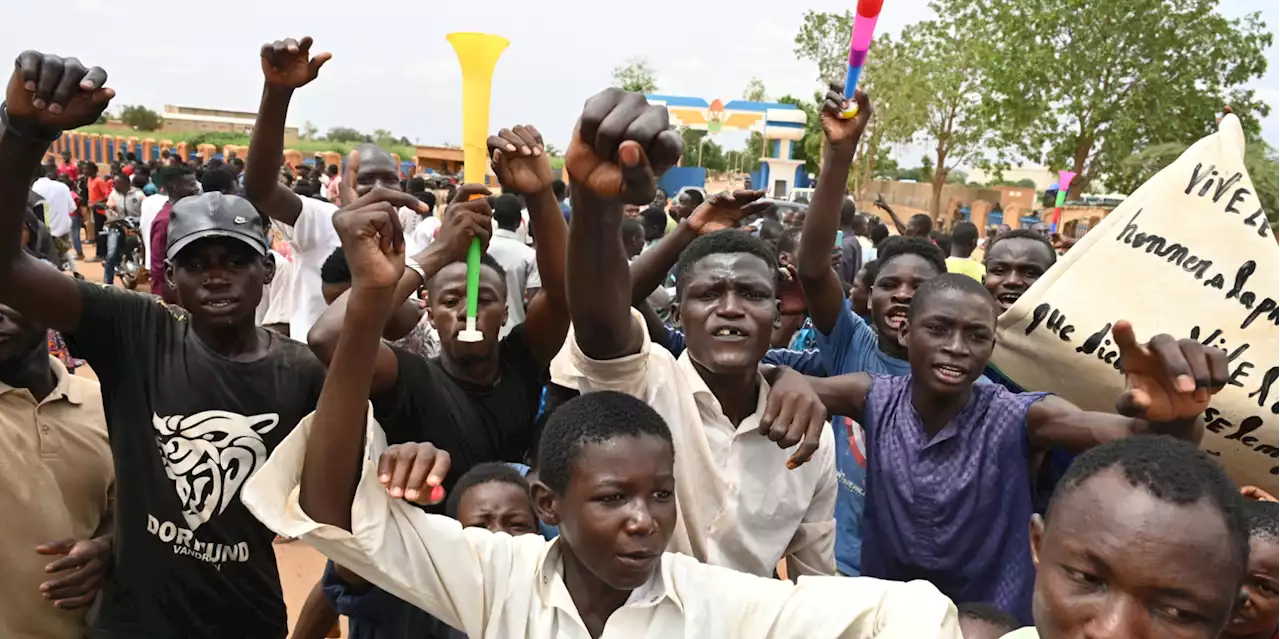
[432,184,494,264]
[260,37,331,89]
[332,187,422,290]
[488,125,554,195]
[7,52,114,131]
[687,189,771,235]
[565,88,682,204]
[819,81,873,152]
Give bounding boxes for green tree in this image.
[954,0,1273,198]
[119,105,161,131]
[612,57,658,93]
[743,77,768,102]
[793,10,855,84]
[301,120,318,140]
[778,94,821,176]
[851,34,922,196]
[325,126,367,143]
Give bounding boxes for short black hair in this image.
[861,259,880,286]
[674,229,778,293]
[162,166,194,189]
[552,179,566,200]
[201,167,238,195]
[869,222,889,245]
[407,176,427,193]
[416,190,436,211]
[679,189,704,206]
[327,164,339,176]
[444,462,532,520]
[425,252,507,294]
[1244,500,1278,542]
[642,206,668,235]
[951,221,979,248]
[908,213,933,233]
[776,227,802,258]
[492,194,523,231]
[908,272,997,321]
[875,236,946,277]
[621,219,645,245]
[230,157,245,170]
[839,199,857,227]
[986,229,1057,267]
[1049,435,1249,581]
[956,602,1020,634]
[930,231,952,256]
[320,246,351,285]
[758,218,784,244]
[536,390,673,494]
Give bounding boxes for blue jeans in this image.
[70,215,84,255]
[103,227,120,285]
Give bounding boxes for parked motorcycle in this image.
[107,216,143,290]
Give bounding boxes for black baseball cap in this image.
[166,192,267,261]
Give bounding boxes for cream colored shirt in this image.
[0,357,113,639]
[550,310,838,578]
[242,408,963,639]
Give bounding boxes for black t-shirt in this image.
[371,324,548,504]
[65,281,326,639]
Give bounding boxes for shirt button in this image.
[41,425,51,434]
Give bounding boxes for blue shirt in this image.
[861,375,1046,624]
[814,301,909,576]
[985,363,1075,514]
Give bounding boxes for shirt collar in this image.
[494,229,520,240]
[536,539,682,619]
[0,356,82,405]
[676,349,769,432]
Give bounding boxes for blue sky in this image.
[5,0,1275,168]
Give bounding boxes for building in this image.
[161,105,299,142]
[965,163,1058,192]
[413,145,464,176]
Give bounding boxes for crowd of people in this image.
[0,36,1276,639]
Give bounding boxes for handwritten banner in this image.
[993,114,1278,488]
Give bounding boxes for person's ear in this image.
[164,261,177,298]
[897,316,910,347]
[262,254,276,286]
[1029,514,1046,567]
[530,480,561,527]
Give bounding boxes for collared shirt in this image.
[946,257,986,281]
[550,310,838,578]
[0,357,113,639]
[241,407,965,639]
[104,187,143,222]
[140,193,169,270]
[488,228,541,338]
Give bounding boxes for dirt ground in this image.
[71,245,348,637]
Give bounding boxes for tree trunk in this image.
[860,131,879,199]
[1068,134,1094,199]
[930,143,949,222]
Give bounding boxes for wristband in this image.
[0,102,62,144]
[405,257,426,284]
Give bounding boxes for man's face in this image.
[1032,222,1052,239]
[113,176,130,193]
[355,151,401,197]
[903,288,995,397]
[456,481,539,536]
[851,266,871,317]
[679,253,775,374]
[870,254,939,348]
[536,435,676,591]
[166,238,272,327]
[674,194,699,219]
[984,238,1054,312]
[168,175,201,200]
[1224,535,1279,637]
[427,262,508,365]
[1030,469,1241,639]
[0,303,46,365]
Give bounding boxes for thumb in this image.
[309,52,332,75]
[618,141,656,205]
[1115,388,1151,418]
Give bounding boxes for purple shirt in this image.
[861,375,1048,625]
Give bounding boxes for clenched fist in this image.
[7,51,114,131]
[565,88,682,204]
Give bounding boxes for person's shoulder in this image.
[298,194,339,217]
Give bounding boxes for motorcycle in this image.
[106,216,144,290]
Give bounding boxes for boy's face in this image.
[1223,536,1279,637]
[871,254,939,348]
[903,288,995,395]
[1030,469,1241,639]
[679,253,776,375]
[536,435,676,591]
[984,238,1054,311]
[427,262,508,364]
[166,238,272,327]
[851,266,870,317]
[456,481,539,536]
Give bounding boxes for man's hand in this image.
[488,125,554,195]
[7,52,114,127]
[777,264,807,316]
[430,184,493,263]
[759,367,826,469]
[1113,321,1228,423]
[259,36,331,90]
[377,443,451,505]
[687,189,771,235]
[874,193,888,210]
[819,81,873,153]
[35,537,110,610]
[564,88,683,204]
[332,188,422,290]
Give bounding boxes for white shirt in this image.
[31,178,74,238]
[488,228,541,338]
[550,310,838,578]
[139,193,168,270]
[241,408,963,639]
[491,210,531,245]
[407,215,441,256]
[283,195,341,340]
[256,250,297,330]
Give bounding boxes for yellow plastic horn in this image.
[447,32,509,343]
